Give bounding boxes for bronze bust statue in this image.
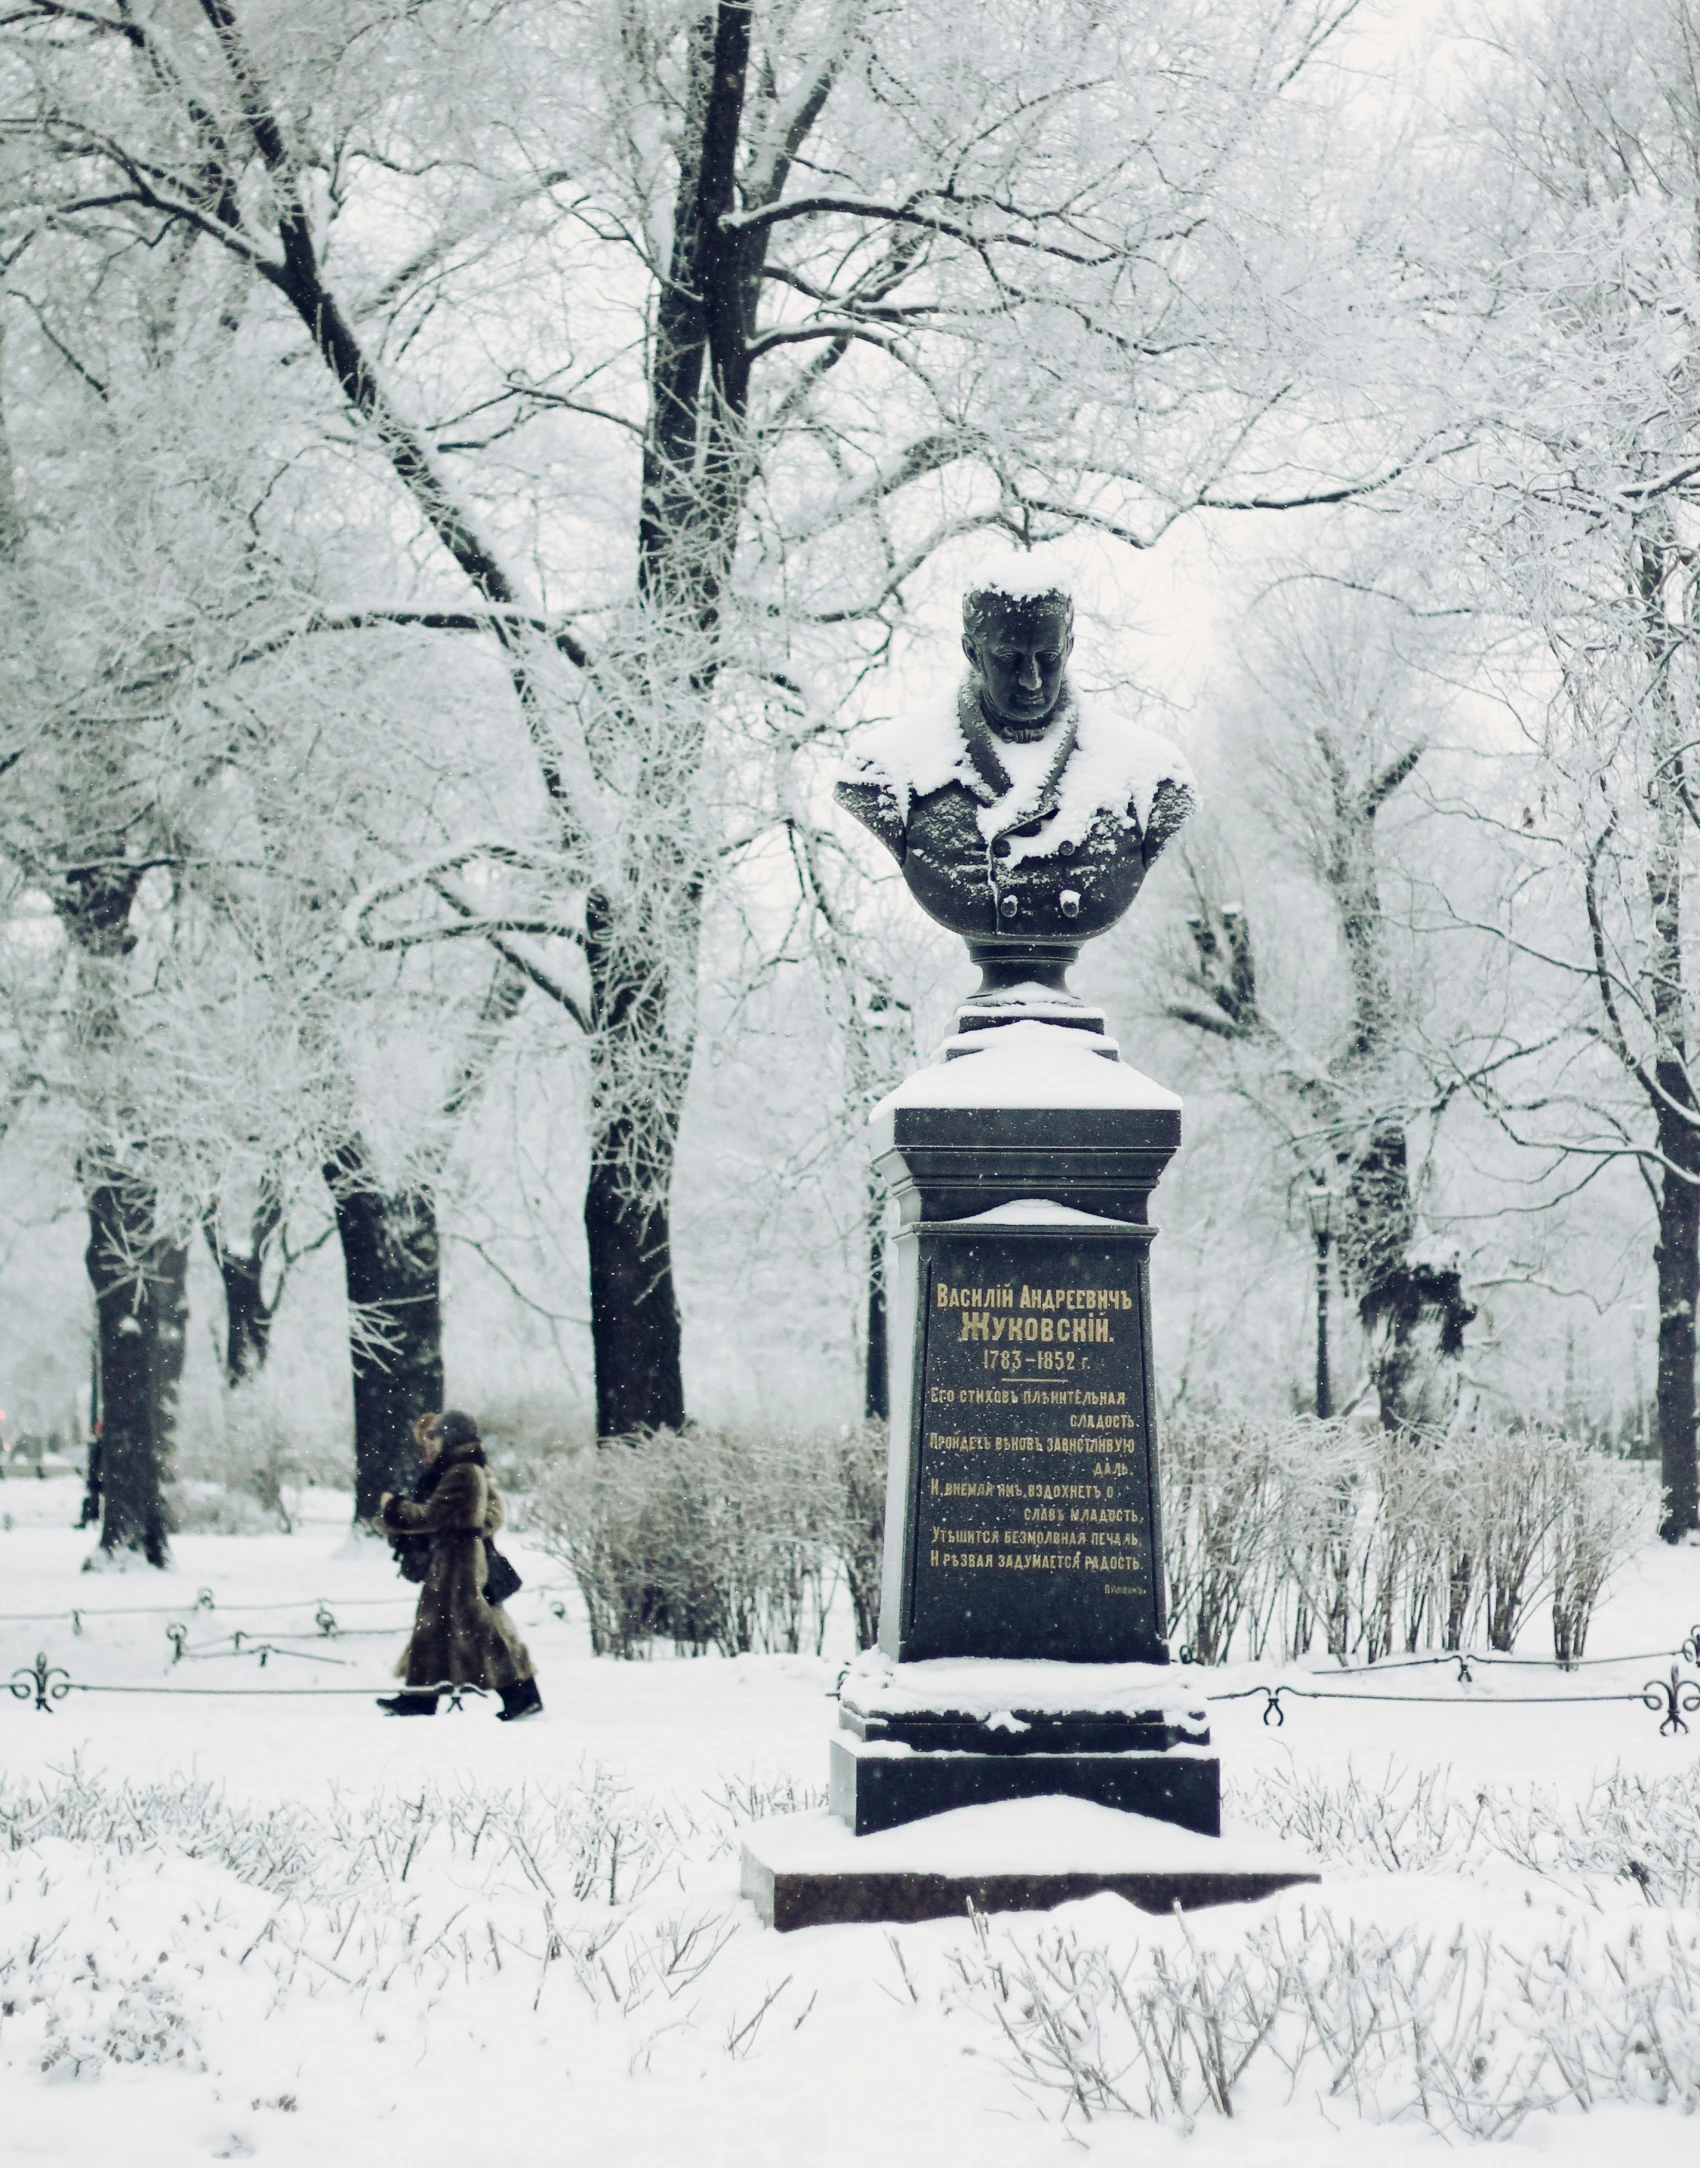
[836,555,1195,1016]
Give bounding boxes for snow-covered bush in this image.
[169,1481,280,1536]
[0,1762,758,2103]
[947,1900,1700,2133]
[1549,1438,1655,1665]
[1233,1759,1700,1906]
[1159,1413,1294,1663]
[1161,1416,1656,1664]
[25,1964,199,2083]
[529,1425,869,1658]
[522,1408,1649,1665]
[834,1420,888,1652]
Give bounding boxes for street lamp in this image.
[1306,1186,1338,1420]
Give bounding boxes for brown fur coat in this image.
[378,1444,533,1691]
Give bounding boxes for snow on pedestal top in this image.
[841,1648,1209,1729]
[746,1795,1314,1880]
[869,1018,1181,1132]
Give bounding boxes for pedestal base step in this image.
[831,1730,1220,1836]
[742,1796,1319,1932]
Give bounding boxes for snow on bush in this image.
[1232,1759,1700,1905]
[0,1759,763,2096]
[530,1423,885,1657]
[934,1756,1700,2136]
[945,1897,1700,2134]
[6,1752,1700,2141]
[1162,1416,1657,1664]
[524,1414,1652,1665]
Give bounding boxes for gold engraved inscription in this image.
[915,1250,1155,1633]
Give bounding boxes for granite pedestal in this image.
[742,1796,1319,1933]
[828,1018,1222,1843]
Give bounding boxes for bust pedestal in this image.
[831,1015,1221,1835]
[739,1018,1321,1926]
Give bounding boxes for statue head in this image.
[961,553,1075,741]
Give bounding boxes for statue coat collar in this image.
[954,677,1079,834]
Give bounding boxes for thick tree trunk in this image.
[85,1182,187,1568]
[582,878,693,1439]
[1652,1137,1700,1541]
[585,1163,686,1437]
[1345,1121,1474,1432]
[323,1141,444,1520]
[575,3,773,1440]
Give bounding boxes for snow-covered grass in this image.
[2,1475,1699,2165]
[949,1875,1700,2135]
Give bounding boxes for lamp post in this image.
[1306,1186,1338,1420]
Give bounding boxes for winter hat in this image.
[440,1409,481,1451]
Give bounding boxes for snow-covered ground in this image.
[2,1475,1698,2165]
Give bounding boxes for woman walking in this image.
[376,1409,542,1720]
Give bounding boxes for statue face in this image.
[961,597,1074,736]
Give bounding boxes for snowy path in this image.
[3,1478,1698,2165]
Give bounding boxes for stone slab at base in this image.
[742,1796,1319,1932]
[830,1730,1220,1836]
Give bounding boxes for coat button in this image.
[992,838,1012,859]
[999,894,1019,919]
[1058,839,1076,857]
[1059,890,1081,919]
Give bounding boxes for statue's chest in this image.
[902,783,1145,942]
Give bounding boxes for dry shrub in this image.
[1160,1416,1656,1665]
[529,1424,884,1658]
[529,1410,1651,1666]
[947,1901,1700,2134]
[1232,1759,1700,1906]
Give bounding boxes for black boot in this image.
[497,1677,543,1722]
[377,1692,439,1716]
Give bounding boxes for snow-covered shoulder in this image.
[835,695,973,824]
[1066,695,1195,835]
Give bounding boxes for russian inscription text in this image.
[905,1234,1163,1660]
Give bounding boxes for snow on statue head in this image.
[835,541,1197,1018]
[959,547,1078,744]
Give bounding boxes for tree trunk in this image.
[204,1185,282,1386]
[85,1181,187,1568]
[323,1140,444,1520]
[214,1242,274,1384]
[581,877,693,1438]
[1346,1120,1474,1431]
[584,1163,686,1437]
[1652,1138,1700,1541]
[1633,528,1700,1542]
[864,1181,889,1423]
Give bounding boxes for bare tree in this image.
[1406,0,1700,1537]
[1163,588,1475,1428]
[0,0,1420,1440]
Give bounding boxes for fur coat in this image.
[378,1442,533,1691]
